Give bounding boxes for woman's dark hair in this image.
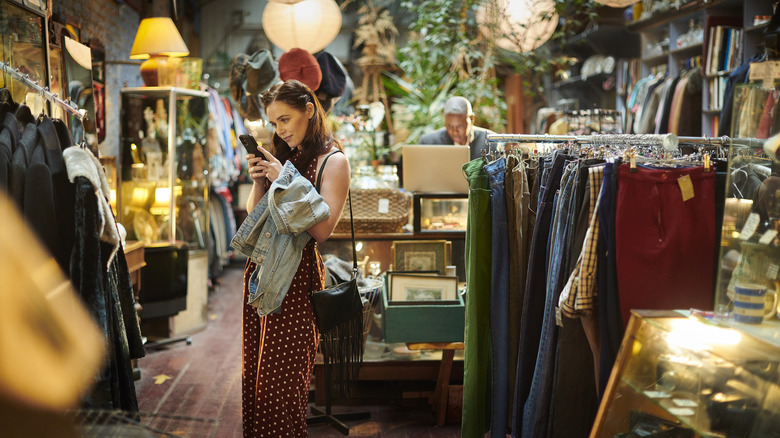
[261,79,341,173]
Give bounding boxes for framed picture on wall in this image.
[391,240,448,275]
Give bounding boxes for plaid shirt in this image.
[557,165,604,324]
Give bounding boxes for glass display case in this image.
[592,310,780,438]
[714,137,780,324]
[117,87,210,251]
[412,193,468,233]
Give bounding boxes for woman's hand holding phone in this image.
[244,142,283,183]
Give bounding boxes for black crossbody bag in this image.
[309,150,363,399]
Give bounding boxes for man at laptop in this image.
[420,96,494,161]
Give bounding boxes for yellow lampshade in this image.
[130,17,189,87]
[130,17,189,59]
[478,0,558,53]
[262,0,342,53]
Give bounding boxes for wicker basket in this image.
[335,188,411,234]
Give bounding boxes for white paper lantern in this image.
[262,0,342,53]
[478,0,559,53]
[594,0,639,7]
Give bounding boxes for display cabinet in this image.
[412,193,468,233]
[591,310,780,438]
[117,87,210,251]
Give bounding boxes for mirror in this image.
[0,1,47,116]
[62,36,98,155]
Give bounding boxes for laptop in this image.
[402,144,470,193]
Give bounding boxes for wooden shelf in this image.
[669,42,703,55]
[745,22,770,33]
[627,0,742,32]
[642,52,669,64]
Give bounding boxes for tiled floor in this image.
[133,260,463,437]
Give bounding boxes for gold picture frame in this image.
[391,239,449,275]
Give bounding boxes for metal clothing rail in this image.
[0,60,84,120]
[487,133,766,151]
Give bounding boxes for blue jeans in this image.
[597,161,623,398]
[522,161,577,438]
[486,158,510,437]
[512,151,572,436]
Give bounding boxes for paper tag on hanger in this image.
[377,198,390,214]
[677,175,694,202]
[759,229,778,245]
[740,213,761,241]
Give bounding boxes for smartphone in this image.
[239,134,267,161]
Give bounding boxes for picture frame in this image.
[388,273,459,302]
[391,239,448,275]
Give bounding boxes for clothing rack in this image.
[487,133,766,150]
[0,60,84,120]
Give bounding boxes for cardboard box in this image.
[381,285,465,343]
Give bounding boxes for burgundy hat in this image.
[278,48,322,91]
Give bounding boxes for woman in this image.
[242,80,350,437]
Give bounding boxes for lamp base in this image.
[139,56,180,87]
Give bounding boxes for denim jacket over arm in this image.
[230,161,330,315]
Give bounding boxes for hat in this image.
[230,50,279,121]
[314,51,347,98]
[278,48,322,91]
[244,50,279,95]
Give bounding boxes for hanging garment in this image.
[504,155,536,427]
[597,161,623,397]
[462,158,493,438]
[512,151,571,435]
[522,160,578,438]
[718,54,764,137]
[615,164,715,325]
[0,112,19,189]
[486,157,510,438]
[64,146,144,411]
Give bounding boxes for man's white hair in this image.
[443,96,472,116]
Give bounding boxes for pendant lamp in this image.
[262,0,342,53]
[478,0,558,53]
[594,0,639,7]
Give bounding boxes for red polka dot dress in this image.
[241,148,325,437]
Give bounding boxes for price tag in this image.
[740,213,761,241]
[677,175,694,202]
[759,229,778,245]
[673,398,698,407]
[668,408,695,417]
[377,198,390,214]
[768,263,779,281]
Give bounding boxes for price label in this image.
[767,263,779,281]
[377,198,390,214]
[677,175,694,202]
[759,229,778,245]
[740,213,761,241]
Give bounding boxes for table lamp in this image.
[130,17,190,87]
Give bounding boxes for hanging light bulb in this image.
[262,0,342,53]
[478,0,559,53]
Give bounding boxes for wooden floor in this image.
[133,260,463,437]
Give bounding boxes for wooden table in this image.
[407,342,465,427]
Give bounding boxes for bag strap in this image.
[311,149,357,289]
